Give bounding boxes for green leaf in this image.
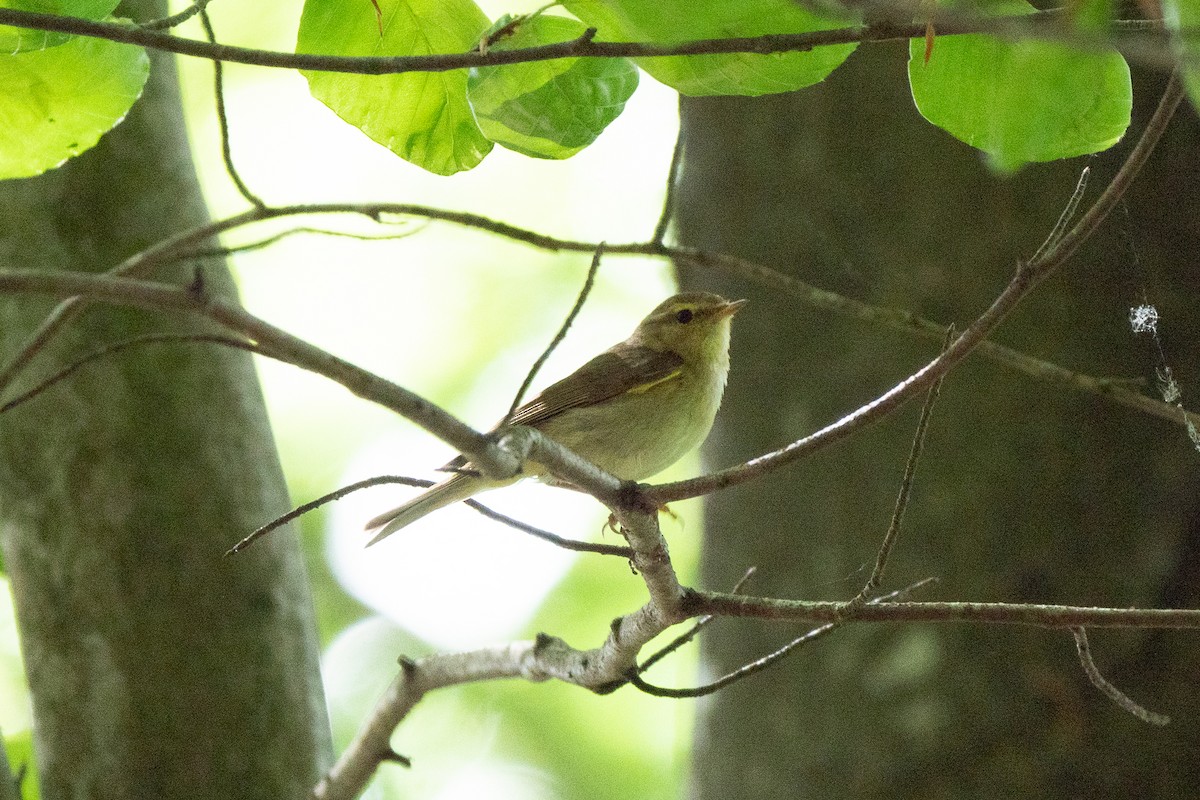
[0,0,120,53]
[296,0,493,176]
[467,14,639,159]
[908,3,1131,172]
[1068,0,1114,32]
[1163,0,1200,113]
[561,0,857,96]
[0,30,148,179]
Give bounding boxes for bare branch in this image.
[316,492,682,798]
[842,326,951,611]
[0,7,1183,75]
[5,196,1190,438]
[225,475,632,558]
[198,8,267,210]
[0,204,279,398]
[0,333,268,416]
[138,0,215,30]
[633,578,938,698]
[313,642,550,800]
[652,119,686,246]
[649,71,1188,505]
[1072,627,1170,725]
[315,580,1198,800]
[178,223,427,259]
[465,492,632,557]
[1030,166,1090,263]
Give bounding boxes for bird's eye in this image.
[676,308,694,324]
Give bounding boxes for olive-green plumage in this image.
[365,292,744,544]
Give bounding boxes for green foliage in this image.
[1163,0,1200,112]
[296,0,494,176]
[0,0,116,52]
[1069,0,1115,32]
[562,0,858,96]
[4,728,37,800]
[467,14,639,159]
[908,2,1131,171]
[0,30,148,179]
[0,0,1148,178]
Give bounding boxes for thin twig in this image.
[0,269,516,481]
[650,70,1188,505]
[0,73,1189,497]
[139,0,215,30]
[687,589,1200,629]
[0,334,269,415]
[226,475,632,557]
[842,326,952,611]
[1072,627,1170,725]
[503,243,603,423]
[180,206,1186,437]
[631,578,939,698]
[0,90,1192,485]
[178,223,426,259]
[1030,166,1090,263]
[637,566,756,674]
[0,7,1184,74]
[199,9,266,210]
[651,120,686,246]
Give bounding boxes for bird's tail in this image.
[365,472,481,546]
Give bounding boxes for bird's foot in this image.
[602,503,678,536]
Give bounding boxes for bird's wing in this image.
[439,344,683,472]
[509,344,684,427]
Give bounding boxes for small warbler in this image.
[365,291,745,544]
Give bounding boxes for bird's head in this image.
[631,292,746,366]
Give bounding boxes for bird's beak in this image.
[714,298,748,319]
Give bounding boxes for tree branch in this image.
[226,475,633,558]
[314,489,679,798]
[7,198,1190,439]
[0,269,514,479]
[1072,627,1170,725]
[312,579,1200,799]
[0,8,1182,75]
[648,71,1187,504]
[198,8,266,210]
[503,243,603,423]
[632,578,938,698]
[0,268,663,520]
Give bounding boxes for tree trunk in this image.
[679,44,1200,798]
[0,3,332,797]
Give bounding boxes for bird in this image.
[364,291,745,545]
